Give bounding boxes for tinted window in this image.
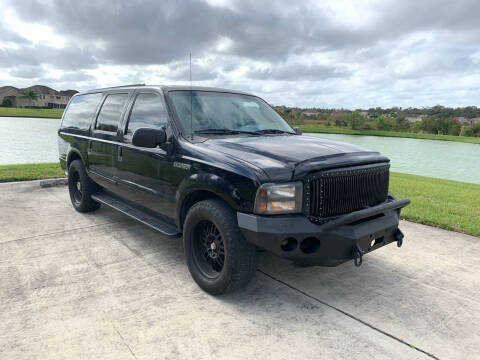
[96,93,129,132]
[169,91,293,134]
[62,93,102,130]
[126,93,168,134]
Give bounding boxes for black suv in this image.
[58,85,409,294]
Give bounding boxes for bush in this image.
[461,123,480,137]
[347,111,366,130]
[361,122,375,130]
[1,98,13,107]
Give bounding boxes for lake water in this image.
[307,133,480,184]
[0,117,61,165]
[1,117,479,184]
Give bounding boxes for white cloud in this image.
[2,8,67,49]
[1,0,479,108]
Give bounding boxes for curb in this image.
[40,178,68,188]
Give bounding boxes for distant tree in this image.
[1,97,13,107]
[20,90,38,107]
[392,116,411,132]
[418,116,439,134]
[460,123,480,137]
[376,116,392,131]
[347,111,366,130]
[447,120,461,136]
[330,111,348,127]
[457,106,479,119]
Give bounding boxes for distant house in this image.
[404,114,426,123]
[0,85,78,109]
[302,111,318,117]
[455,117,480,124]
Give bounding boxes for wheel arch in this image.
[66,149,84,171]
[177,189,230,231]
[175,170,257,231]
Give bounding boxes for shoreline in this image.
[1,108,479,143]
[298,124,480,144]
[0,108,63,119]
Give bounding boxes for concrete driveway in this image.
[1,181,479,360]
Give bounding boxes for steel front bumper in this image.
[237,198,410,266]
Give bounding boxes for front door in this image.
[115,91,176,221]
[88,92,131,192]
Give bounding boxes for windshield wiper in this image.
[253,129,295,135]
[194,129,259,135]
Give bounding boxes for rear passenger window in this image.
[126,93,168,135]
[62,93,102,130]
[95,93,129,132]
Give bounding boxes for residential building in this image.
[0,85,78,109]
[404,114,426,123]
[455,117,480,124]
[302,111,319,117]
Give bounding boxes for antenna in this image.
[189,52,193,140]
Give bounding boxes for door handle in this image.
[117,146,123,161]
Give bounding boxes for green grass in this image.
[0,163,64,182]
[0,107,64,119]
[298,124,480,144]
[0,162,478,237]
[390,172,480,237]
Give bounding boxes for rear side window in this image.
[62,93,102,130]
[126,93,168,135]
[95,93,129,132]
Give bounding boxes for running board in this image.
[91,190,180,237]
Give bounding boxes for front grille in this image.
[306,163,390,220]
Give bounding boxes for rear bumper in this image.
[237,198,410,266]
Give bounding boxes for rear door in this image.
[88,91,131,191]
[114,90,174,219]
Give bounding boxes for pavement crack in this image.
[0,220,126,245]
[257,269,441,360]
[111,323,138,360]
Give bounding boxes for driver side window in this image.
[126,93,168,135]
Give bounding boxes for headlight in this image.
[254,182,303,214]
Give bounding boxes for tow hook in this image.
[395,229,404,248]
[352,244,364,267]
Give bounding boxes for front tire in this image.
[68,160,100,213]
[183,199,258,295]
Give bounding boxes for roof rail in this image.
[99,83,146,90]
[84,83,147,93]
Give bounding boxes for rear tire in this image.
[183,199,258,295]
[68,160,100,213]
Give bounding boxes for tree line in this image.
[275,105,480,137]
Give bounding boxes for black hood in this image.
[194,134,390,181]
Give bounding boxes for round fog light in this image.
[300,237,321,254]
[281,237,297,252]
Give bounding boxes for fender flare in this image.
[66,147,85,170]
[175,171,251,229]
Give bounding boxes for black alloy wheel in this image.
[183,199,258,295]
[68,160,100,212]
[193,220,225,277]
[70,169,83,206]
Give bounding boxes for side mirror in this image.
[132,128,167,148]
[293,127,302,135]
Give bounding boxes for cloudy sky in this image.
[1,0,479,108]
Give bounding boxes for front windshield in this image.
[168,91,294,135]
